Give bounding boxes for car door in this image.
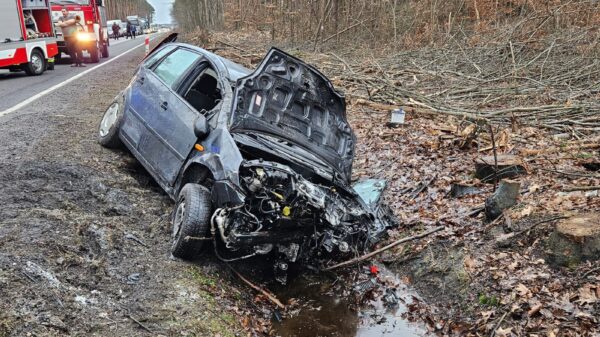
[135,47,204,187]
[121,44,176,154]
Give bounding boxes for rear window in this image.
[152,48,201,88]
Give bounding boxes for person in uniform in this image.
[56,8,84,67]
[126,21,132,39]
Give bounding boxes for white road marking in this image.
[109,36,146,47]
[0,35,159,118]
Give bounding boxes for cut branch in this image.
[324,226,444,271]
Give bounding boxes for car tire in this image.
[171,183,212,260]
[23,49,45,76]
[98,100,124,148]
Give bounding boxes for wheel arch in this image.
[26,41,48,59]
[178,162,214,192]
[33,46,46,58]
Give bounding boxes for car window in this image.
[144,45,176,68]
[152,48,202,89]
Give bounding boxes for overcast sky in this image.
[147,0,174,24]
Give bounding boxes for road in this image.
[0,36,153,113]
[0,33,248,336]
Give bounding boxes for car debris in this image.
[127,273,141,285]
[387,108,406,127]
[97,33,398,283]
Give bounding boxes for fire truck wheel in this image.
[101,42,109,58]
[90,44,101,64]
[98,100,124,148]
[23,49,45,76]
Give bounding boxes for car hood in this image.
[229,48,355,183]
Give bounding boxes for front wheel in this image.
[23,49,45,76]
[89,43,100,63]
[171,184,212,260]
[101,40,109,58]
[98,100,124,148]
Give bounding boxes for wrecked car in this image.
[97,34,394,282]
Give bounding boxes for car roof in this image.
[171,42,252,83]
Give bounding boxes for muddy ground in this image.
[0,45,259,337]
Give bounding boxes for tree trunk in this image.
[485,179,520,221]
[475,154,527,183]
[546,214,600,268]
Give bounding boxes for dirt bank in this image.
[0,44,263,337]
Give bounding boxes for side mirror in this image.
[194,115,209,140]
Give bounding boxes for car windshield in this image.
[51,0,90,5]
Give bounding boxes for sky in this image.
[147,0,174,24]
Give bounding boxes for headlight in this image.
[76,32,95,42]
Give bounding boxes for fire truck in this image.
[50,0,109,63]
[0,0,59,76]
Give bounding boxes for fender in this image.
[175,128,245,205]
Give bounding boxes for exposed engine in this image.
[212,160,387,283]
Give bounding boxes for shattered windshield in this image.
[51,0,90,5]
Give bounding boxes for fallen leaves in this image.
[191,29,600,337]
[575,284,599,305]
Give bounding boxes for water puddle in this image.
[271,265,430,337]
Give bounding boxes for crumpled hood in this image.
[229,48,356,183]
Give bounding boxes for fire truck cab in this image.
[0,0,59,76]
[50,0,109,64]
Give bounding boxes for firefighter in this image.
[126,21,132,39]
[56,8,84,67]
[112,22,120,40]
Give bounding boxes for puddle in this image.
[271,266,430,337]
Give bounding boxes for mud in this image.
[0,47,249,336]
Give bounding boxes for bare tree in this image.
[105,0,155,21]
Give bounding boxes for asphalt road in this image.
[0,35,156,113]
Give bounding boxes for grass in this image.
[478,294,500,306]
[181,266,242,337]
[188,266,218,288]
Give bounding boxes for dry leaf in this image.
[496,326,513,337]
[515,283,530,297]
[576,284,598,305]
[464,255,477,273]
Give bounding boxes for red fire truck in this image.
[0,0,59,76]
[50,0,109,63]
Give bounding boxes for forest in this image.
[104,0,154,21]
[170,0,599,48]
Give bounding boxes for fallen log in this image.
[563,185,600,192]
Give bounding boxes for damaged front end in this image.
[212,160,390,283]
